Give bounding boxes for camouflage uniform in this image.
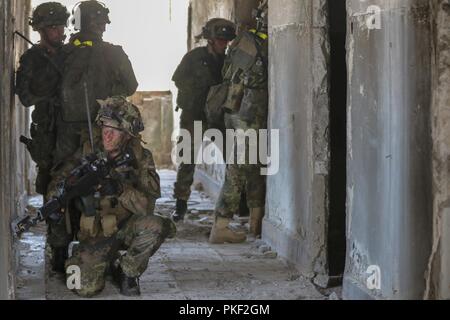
[16,47,61,195]
[15,2,69,195]
[172,46,225,200]
[215,29,268,219]
[172,18,236,203]
[54,1,138,167]
[48,97,176,297]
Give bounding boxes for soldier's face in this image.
[210,39,230,55]
[42,25,65,47]
[102,126,128,155]
[88,21,107,36]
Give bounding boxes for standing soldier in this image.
[171,18,236,222]
[209,1,269,244]
[54,0,138,166]
[16,2,69,196]
[48,97,176,297]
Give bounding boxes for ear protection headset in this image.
[70,1,110,30]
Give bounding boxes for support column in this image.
[344,0,433,299]
[263,0,331,281]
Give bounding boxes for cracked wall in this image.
[426,0,450,300]
[263,0,331,280]
[344,0,433,299]
[0,0,32,299]
[187,0,333,279]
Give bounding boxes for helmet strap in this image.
[207,39,227,57]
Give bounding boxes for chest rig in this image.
[78,150,139,240]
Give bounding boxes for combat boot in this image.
[51,247,68,273]
[116,266,141,297]
[209,216,247,244]
[171,199,188,222]
[249,207,265,237]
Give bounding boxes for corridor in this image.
[2,0,449,300]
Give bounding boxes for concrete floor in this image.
[16,170,333,300]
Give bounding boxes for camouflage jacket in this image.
[48,138,161,226]
[16,45,63,107]
[16,45,63,127]
[172,46,225,115]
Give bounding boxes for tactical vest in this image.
[60,34,138,123]
[222,30,269,127]
[77,140,160,240]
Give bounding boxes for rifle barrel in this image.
[14,30,63,76]
[14,31,34,46]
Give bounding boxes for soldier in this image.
[209,0,269,244]
[172,18,236,222]
[15,2,69,196]
[54,0,138,167]
[48,96,176,297]
[46,1,138,271]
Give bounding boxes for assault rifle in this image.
[15,152,133,237]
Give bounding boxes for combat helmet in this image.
[72,0,111,31]
[201,18,236,41]
[29,2,70,31]
[96,96,144,138]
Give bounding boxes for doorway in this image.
[327,0,347,283]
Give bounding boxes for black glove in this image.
[98,178,123,197]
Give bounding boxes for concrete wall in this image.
[426,0,450,300]
[187,0,450,299]
[0,0,31,299]
[130,91,174,168]
[344,0,433,299]
[263,0,331,281]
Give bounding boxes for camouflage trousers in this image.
[173,110,206,201]
[65,214,176,298]
[215,163,266,218]
[215,112,267,218]
[46,203,81,250]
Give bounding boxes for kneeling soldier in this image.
[48,96,176,297]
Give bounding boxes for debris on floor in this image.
[17,170,328,300]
